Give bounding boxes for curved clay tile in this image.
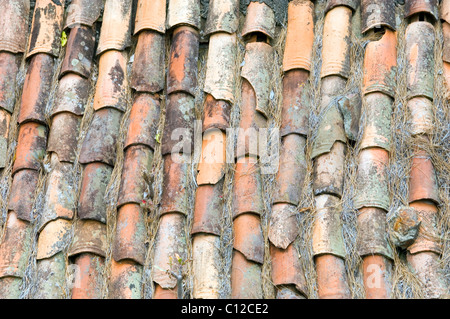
[65,0,103,29]
[363,29,397,98]
[68,220,107,258]
[52,74,90,117]
[362,254,393,299]
[338,91,362,142]
[405,21,435,100]
[407,97,433,135]
[18,53,54,125]
[36,219,72,260]
[354,148,390,211]
[241,1,275,40]
[109,260,143,299]
[202,94,231,132]
[442,22,450,63]
[78,108,122,166]
[0,109,10,168]
[273,134,307,206]
[268,203,299,250]
[134,0,166,35]
[8,170,39,222]
[12,122,47,174]
[361,0,397,33]
[167,27,199,96]
[26,0,65,59]
[231,250,263,299]
[77,162,113,223]
[280,69,310,137]
[313,141,346,198]
[0,0,29,54]
[315,254,350,299]
[197,129,226,186]
[117,145,153,207]
[71,253,104,299]
[233,213,265,264]
[0,52,21,114]
[131,31,165,94]
[204,32,237,104]
[283,0,314,73]
[60,26,96,79]
[96,0,132,55]
[407,201,441,255]
[153,285,177,299]
[233,156,264,218]
[166,0,201,31]
[441,0,450,24]
[204,0,239,35]
[192,234,221,299]
[160,154,190,216]
[33,252,66,298]
[409,150,439,204]
[321,6,352,79]
[192,180,224,236]
[124,93,160,151]
[405,0,439,21]
[325,0,358,13]
[112,204,147,265]
[47,113,81,162]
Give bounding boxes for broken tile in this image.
[109,259,143,299]
[202,95,231,132]
[408,201,442,255]
[233,213,264,264]
[231,250,263,299]
[197,129,226,186]
[361,0,397,33]
[65,0,103,29]
[0,52,21,114]
[269,203,299,250]
[37,219,72,260]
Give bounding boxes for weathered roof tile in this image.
[134,0,166,35]
[0,0,30,54]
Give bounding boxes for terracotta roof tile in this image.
[36,218,72,260]
[202,94,231,132]
[0,277,22,299]
[192,181,224,236]
[0,109,11,168]
[0,0,30,54]
[12,122,47,174]
[362,254,393,299]
[68,220,107,258]
[160,154,189,216]
[441,0,450,23]
[241,2,275,40]
[409,150,439,204]
[192,234,220,299]
[197,129,226,186]
[442,22,450,63]
[166,0,201,31]
[325,0,358,14]
[33,252,66,298]
[109,259,143,299]
[52,73,90,116]
[8,169,39,222]
[231,250,263,299]
[71,253,104,299]
[361,0,397,33]
[407,97,433,135]
[65,0,103,29]
[233,213,264,264]
[405,0,439,21]
[314,254,350,299]
[0,52,21,114]
[134,1,166,35]
[268,203,299,250]
[204,0,239,35]
[47,112,81,162]
[153,285,177,299]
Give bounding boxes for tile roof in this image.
[0,0,449,299]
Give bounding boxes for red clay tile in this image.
[407,97,433,135]
[77,162,112,223]
[233,156,264,218]
[167,26,199,96]
[362,254,392,299]
[321,6,352,79]
[0,52,21,114]
[112,203,147,265]
[152,213,187,289]
[204,0,239,35]
[274,134,307,206]
[197,129,226,186]
[405,21,435,100]
[283,0,314,72]
[442,0,450,24]
[160,154,190,216]
[8,169,39,222]
[153,284,178,299]
[93,50,128,112]
[34,252,66,299]
[117,145,153,207]
[241,2,275,40]
[231,249,263,299]
[363,29,397,97]
[12,122,47,174]
[19,53,54,124]
[134,0,166,35]
[442,22,450,63]
[315,254,350,299]
[360,93,393,151]
[313,141,346,198]
[280,69,309,137]
[60,26,96,79]
[269,203,299,250]
[444,62,450,94]
[52,73,90,116]
[71,253,104,299]
[406,251,447,298]
[124,93,160,151]
[192,234,220,299]
[0,109,10,168]
[313,194,346,258]
[166,0,201,31]
[69,220,107,258]
[354,148,390,211]
[131,31,165,94]
[202,94,231,132]
[0,212,32,278]
[361,0,397,33]
[0,0,30,54]
[96,0,132,55]
[65,0,103,29]
[36,219,72,260]
[78,107,122,166]
[161,93,195,156]
[233,213,264,264]
[338,91,362,142]
[40,160,75,231]
[405,0,439,21]
[325,0,358,13]
[241,42,273,119]
[276,286,306,299]
[409,150,439,204]
[192,180,224,236]
[357,207,393,259]
[27,0,64,58]
[203,32,237,104]
[270,243,307,297]
[47,112,81,163]
[109,259,142,299]
[408,201,442,255]
[319,75,348,111]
